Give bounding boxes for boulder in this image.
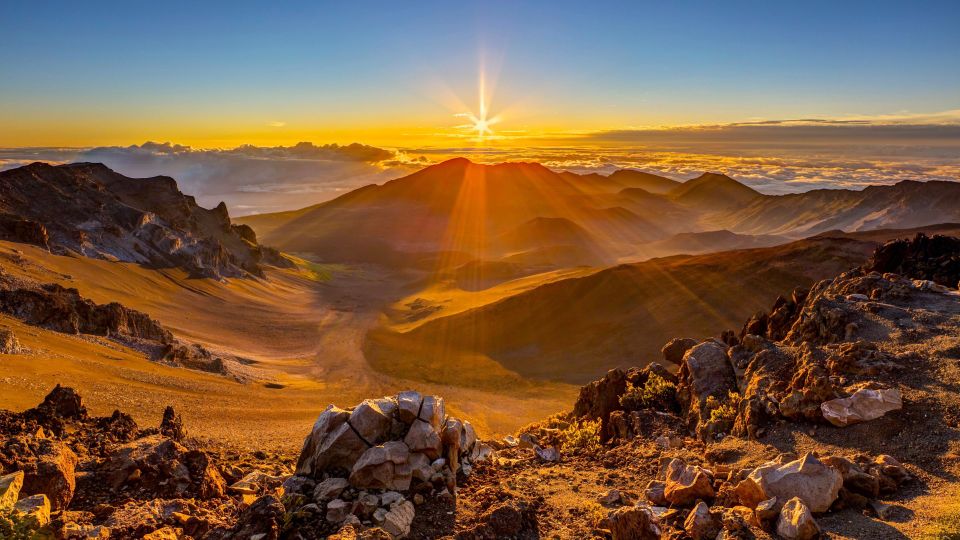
[404,420,442,460]
[326,498,351,523]
[396,391,422,424]
[295,405,364,476]
[754,496,778,524]
[684,501,721,540]
[35,384,87,420]
[572,368,627,442]
[534,445,560,462]
[21,438,77,511]
[776,497,820,540]
[0,471,24,511]
[736,453,842,512]
[644,480,667,506]
[159,406,185,441]
[348,399,395,444]
[13,493,51,528]
[662,337,698,365]
[418,395,445,429]
[821,455,879,498]
[607,505,661,540]
[820,388,902,427]
[676,342,736,429]
[664,459,715,506]
[222,494,284,540]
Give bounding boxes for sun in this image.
[472,117,493,137]
[452,66,502,141]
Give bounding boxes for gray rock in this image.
[397,391,422,424]
[314,477,350,502]
[349,400,394,444]
[325,498,350,523]
[404,420,442,460]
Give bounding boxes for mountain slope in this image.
[249,159,674,265]
[669,172,764,209]
[713,180,960,236]
[366,236,878,384]
[0,162,290,278]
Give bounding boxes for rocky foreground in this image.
[1,234,959,539]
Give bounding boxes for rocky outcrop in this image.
[869,233,960,288]
[0,274,233,376]
[0,329,22,354]
[99,435,226,500]
[0,280,172,343]
[0,162,294,279]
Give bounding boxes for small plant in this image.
[0,511,40,540]
[557,418,601,453]
[619,373,677,411]
[706,391,740,428]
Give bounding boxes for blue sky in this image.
[1,0,958,147]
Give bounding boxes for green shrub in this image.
[619,373,677,411]
[706,391,740,428]
[557,419,601,453]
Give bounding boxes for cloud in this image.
[268,121,286,127]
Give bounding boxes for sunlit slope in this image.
[367,237,878,384]
[0,241,323,360]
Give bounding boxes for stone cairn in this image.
[282,390,492,537]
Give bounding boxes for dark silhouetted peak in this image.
[608,169,680,194]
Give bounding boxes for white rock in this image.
[736,453,842,513]
[821,388,902,427]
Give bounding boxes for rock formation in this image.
[0,162,293,279]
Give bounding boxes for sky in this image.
[1,1,958,213]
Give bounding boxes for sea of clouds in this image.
[2,122,957,214]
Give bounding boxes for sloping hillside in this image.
[366,236,878,384]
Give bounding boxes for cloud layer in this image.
[1,121,957,215]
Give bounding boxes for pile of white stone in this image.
[287,391,491,537]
